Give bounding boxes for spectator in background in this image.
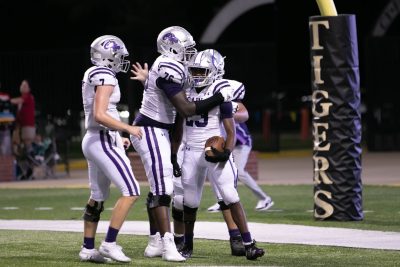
[11,79,36,152]
[0,81,15,155]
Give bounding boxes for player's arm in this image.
[233,101,249,123]
[223,117,236,152]
[170,114,183,177]
[93,85,142,138]
[170,114,183,155]
[157,77,231,117]
[10,96,23,105]
[221,102,236,152]
[205,102,235,163]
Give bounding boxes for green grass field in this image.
[1,184,399,266]
[1,230,399,267]
[1,184,399,231]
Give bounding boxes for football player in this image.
[129,26,234,262]
[174,49,265,260]
[202,49,273,256]
[79,35,142,263]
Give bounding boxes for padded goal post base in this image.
[309,14,363,221]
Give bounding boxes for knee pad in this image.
[148,194,171,209]
[183,205,198,225]
[173,195,184,210]
[83,201,104,222]
[218,200,230,211]
[172,206,184,222]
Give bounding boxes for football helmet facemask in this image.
[157,26,197,64]
[188,49,221,88]
[90,35,130,73]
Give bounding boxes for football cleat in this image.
[255,197,274,211]
[99,241,131,263]
[79,246,109,263]
[178,244,193,259]
[174,236,185,252]
[144,232,163,257]
[162,232,186,262]
[207,202,221,213]
[230,235,246,256]
[245,240,265,260]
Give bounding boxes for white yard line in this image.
[0,220,399,251]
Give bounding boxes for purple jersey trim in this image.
[134,113,173,130]
[158,62,186,82]
[212,80,230,94]
[156,77,183,98]
[89,67,115,79]
[233,84,245,99]
[220,102,233,119]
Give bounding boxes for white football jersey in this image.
[138,55,188,124]
[212,79,246,139]
[185,81,234,150]
[224,79,245,101]
[82,66,120,130]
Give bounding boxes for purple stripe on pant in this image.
[99,131,133,196]
[228,158,238,188]
[105,132,139,195]
[144,127,160,195]
[149,127,166,194]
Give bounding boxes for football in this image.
[204,136,225,157]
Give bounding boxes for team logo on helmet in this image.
[162,33,179,44]
[103,40,122,52]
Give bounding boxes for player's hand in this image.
[128,125,142,140]
[121,137,131,150]
[205,148,231,163]
[171,154,181,177]
[232,102,239,114]
[130,62,149,84]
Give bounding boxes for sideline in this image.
[0,219,399,251]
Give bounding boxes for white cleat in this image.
[162,232,186,262]
[255,197,274,211]
[79,246,110,263]
[144,232,163,257]
[99,241,131,263]
[207,202,221,213]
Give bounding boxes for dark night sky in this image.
[1,0,400,121]
[3,0,397,50]
[2,0,398,78]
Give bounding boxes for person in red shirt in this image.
[11,79,36,151]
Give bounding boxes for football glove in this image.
[205,148,231,163]
[171,154,182,177]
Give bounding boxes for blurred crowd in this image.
[0,79,36,157]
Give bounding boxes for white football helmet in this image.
[157,26,197,64]
[204,49,225,80]
[188,49,221,88]
[90,35,130,73]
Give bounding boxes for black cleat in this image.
[178,244,193,259]
[245,240,265,260]
[174,237,185,251]
[230,235,245,256]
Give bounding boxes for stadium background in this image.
[0,0,399,154]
